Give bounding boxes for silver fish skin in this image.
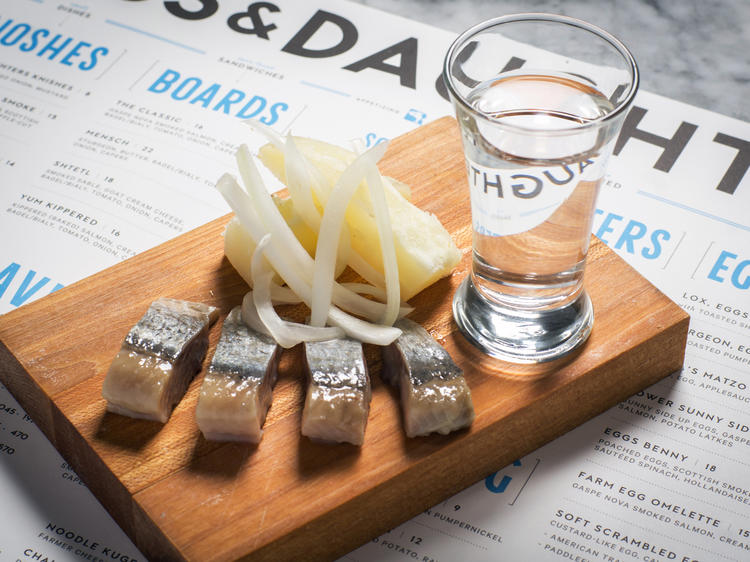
[196,306,281,443]
[301,337,371,446]
[102,298,219,423]
[381,318,474,438]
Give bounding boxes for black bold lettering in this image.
[712,133,749,195]
[613,106,697,172]
[511,174,542,198]
[281,10,357,58]
[543,164,575,185]
[500,56,526,73]
[343,37,417,88]
[483,173,503,197]
[163,0,218,20]
[436,52,525,100]
[227,2,280,39]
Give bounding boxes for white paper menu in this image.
[1,1,748,561]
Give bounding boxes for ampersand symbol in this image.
[227,2,280,39]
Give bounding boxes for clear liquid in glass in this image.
[453,72,617,362]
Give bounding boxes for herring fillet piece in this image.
[196,306,281,443]
[381,318,474,437]
[301,337,371,445]
[101,298,219,423]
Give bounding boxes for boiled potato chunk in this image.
[257,137,460,300]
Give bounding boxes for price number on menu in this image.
[0,403,17,416]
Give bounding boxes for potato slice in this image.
[257,137,460,300]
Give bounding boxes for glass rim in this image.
[443,13,640,134]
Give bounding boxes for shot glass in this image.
[444,14,639,363]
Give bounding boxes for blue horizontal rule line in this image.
[104,20,206,55]
[300,80,351,97]
[636,189,750,233]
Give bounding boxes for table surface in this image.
[353,0,750,123]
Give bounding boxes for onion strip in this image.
[283,135,322,231]
[284,135,352,272]
[341,283,413,314]
[240,291,271,336]
[244,119,328,207]
[236,145,314,282]
[247,124,353,275]
[365,166,400,326]
[234,145,394,323]
[251,234,344,348]
[346,250,385,288]
[244,120,326,228]
[216,174,311,302]
[269,285,302,304]
[327,307,401,346]
[310,142,388,326]
[244,122,393,291]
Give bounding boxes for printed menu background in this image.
[1,1,748,561]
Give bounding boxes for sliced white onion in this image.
[327,307,401,346]
[244,124,399,292]
[365,166,400,326]
[216,173,309,300]
[217,173,266,242]
[235,145,396,323]
[284,135,352,270]
[244,120,326,223]
[215,174,402,346]
[269,284,302,304]
[341,283,414,317]
[240,291,271,336]
[246,121,328,206]
[346,251,385,288]
[283,135,321,232]
[252,247,297,348]
[236,145,314,281]
[341,282,387,300]
[350,137,367,155]
[243,120,329,221]
[310,142,388,326]
[288,137,332,204]
[251,235,344,347]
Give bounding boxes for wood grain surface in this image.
[0,117,689,561]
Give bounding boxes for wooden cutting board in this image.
[0,117,689,561]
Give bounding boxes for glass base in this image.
[452,276,593,364]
